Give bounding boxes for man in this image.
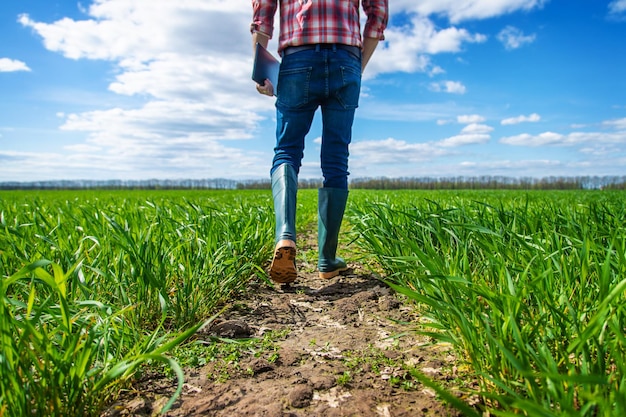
[251,0,388,284]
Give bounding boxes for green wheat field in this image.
[1,189,624,416]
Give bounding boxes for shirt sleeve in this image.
[362,0,389,40]
[251,0,278,38]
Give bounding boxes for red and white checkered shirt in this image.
[251,0,388,54]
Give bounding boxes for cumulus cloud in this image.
[603,117,626,130]
[0,143,266,181]
[358,100,464,122]
[349,115,626,179]
[19,1,249,61]
[10,0,591,181]
[608,0,626,15]
[458,114,486,124]
[455,158,618,178]
[350,137,448,166]
[365,15,486,78]
[438,133,490,147]
[500,130,626,147]
[438,123,493,147]
[392,0,549,23]
[14,0,274,179]
[429,80,467,94]
[461,123,494,135]
[351,123,494,166]
[500,132,563,146]
[459,156,626,177]
[0,58,31,72]
[579,145,623,157]
[18,0,494,180]
[501,113,541,125]
[429,66,445,76]
[349,120,495,177]
[460,159,561,171]
[497,26,537,50]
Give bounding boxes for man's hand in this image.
[252,32,273,96]
[256,79,274,96]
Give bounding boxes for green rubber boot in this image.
[318,187,349,279]
[269,164,298,283]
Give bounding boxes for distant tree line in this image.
[1,176,625,191]
[349,175,626,190]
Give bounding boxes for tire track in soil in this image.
[104,236,469,416]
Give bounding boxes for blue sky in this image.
[1,0,625,183]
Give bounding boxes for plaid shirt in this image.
[251,0,388,53]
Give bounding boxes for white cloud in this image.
[350,137,448,166]
[501,132,563,146]
[461,123,494,135]
[55,100,267,178]
[501,130,626,147]
[352,123,493,168]
[458,114,486,124]
[0,58,31,72]
[458,156,626,177]
[579,145,622,157]
[65,143,102,153]
[13,0,274,180]
[0,136,268,182]
[430,80,467,94]
[60,100,261,141]
[392,0,549,23]
[351,127,493,172]
[609,0,626,15]
[358,100,466,122]
[437,123,493,147]
[429,66,445,76]
[24,0,501,181]
[366,15,486,78]
[11,0,616,182]
[455,159,580,177]
[501,113,541,125]
[603,117,626,130]
[354,118,626,178]
[438,133,491,147]
[19,1,248,61]
[497,26,537,50]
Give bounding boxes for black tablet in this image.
[252,42,280,95]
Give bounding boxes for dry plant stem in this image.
[270,239,297,283]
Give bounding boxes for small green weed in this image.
[337,371,352,387]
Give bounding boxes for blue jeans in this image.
[270,45,362,190]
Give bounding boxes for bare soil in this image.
[103,234,473,417]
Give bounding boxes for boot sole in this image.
[270,246,297,283]
[319,266,350,279]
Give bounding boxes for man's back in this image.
[252,0,388,55]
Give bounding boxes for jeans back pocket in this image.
[337,64,362,110]
[277,66,313,109]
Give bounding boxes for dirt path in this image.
[105,238,468,416]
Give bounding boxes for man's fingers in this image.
[256,79,274,96]
[264,79,274,96]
